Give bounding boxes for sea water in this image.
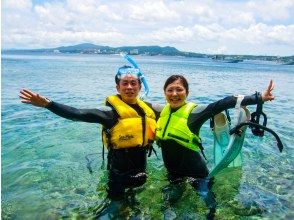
[2,53,294,219]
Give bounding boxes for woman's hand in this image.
[19,89,51,107]
[262,80,275,102]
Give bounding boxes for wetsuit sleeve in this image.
[188,94,260,132]
[147,102,164,119]
[46,101,117,127]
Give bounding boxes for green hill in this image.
[2,43,293,63]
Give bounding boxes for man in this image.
[19,65,157,218]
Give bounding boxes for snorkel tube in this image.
[230,98,284,152]
[120,53,149,99]
[230,101,284,152]
[230,122,283,152]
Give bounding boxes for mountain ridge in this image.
[2,43,293,64]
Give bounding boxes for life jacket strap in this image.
[102,128,111,167]
[191,136,207,160]
[196,139,207,160]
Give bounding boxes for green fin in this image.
[209,108,250,177]
[213,112,230,166]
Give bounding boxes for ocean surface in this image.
[2,53,294,219]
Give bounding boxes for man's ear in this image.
[116,84,120,93]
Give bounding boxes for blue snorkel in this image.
[120,53,149,99]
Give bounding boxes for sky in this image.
[2,0,294,56]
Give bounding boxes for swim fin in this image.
[213,112,230,166]
[209,107,250,177]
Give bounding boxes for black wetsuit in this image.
[46,97,153,200]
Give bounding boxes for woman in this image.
[19,65,157,218]
[155,75,275,219]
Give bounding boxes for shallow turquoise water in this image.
[2,53,294,219]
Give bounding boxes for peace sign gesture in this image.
[262,80,275,102]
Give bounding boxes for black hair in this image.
[163,75,189,93]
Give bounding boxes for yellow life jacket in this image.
[102,95,156,149]
[156,102,202,152]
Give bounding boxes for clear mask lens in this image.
[117,67,140,79]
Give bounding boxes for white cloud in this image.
[3,0,32,10]
[129,1,179,22]
[268,25,294,44]
[247,0,294,21]
[207,46,228,54]
[2,0,294,55]
[146,26,193,43]
[192,24,222,41]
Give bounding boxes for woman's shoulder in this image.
[192,104,209,114]
[150,103,164,112]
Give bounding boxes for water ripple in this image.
[2,53,293,219]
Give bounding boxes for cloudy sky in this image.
[2,0,294,55]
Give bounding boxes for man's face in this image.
[116,74,141,104]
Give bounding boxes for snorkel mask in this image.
[116,53,150,99]
[116,66,141,82]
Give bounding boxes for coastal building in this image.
[129,49,139,55]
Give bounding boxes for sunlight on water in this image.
[2,53,294,219]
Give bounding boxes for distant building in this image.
[129,49,139,55]
[53,50,60,53]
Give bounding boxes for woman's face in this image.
[164,79,188,109]
[116,75,141,104]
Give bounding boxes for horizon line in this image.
[2,43,294,57]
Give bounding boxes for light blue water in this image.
[2,53,294,219]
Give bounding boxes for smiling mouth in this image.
[170,98,181,102]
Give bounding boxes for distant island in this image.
[2,43,293,65]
